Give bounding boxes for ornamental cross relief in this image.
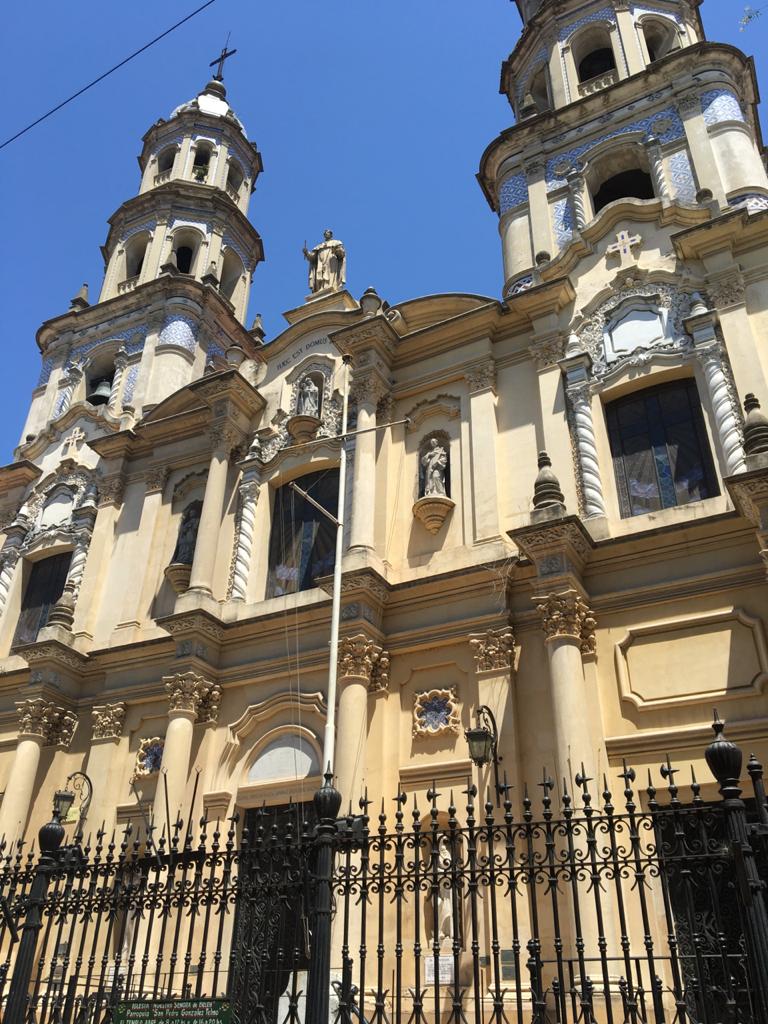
[606,230,642,269]
[62,427,86,457]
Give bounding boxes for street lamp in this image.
[465,705,505,805]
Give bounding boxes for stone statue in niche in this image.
[303,230,346,294]
[297,376,320,417]
[172,500,202,566]
[421,437,448,497]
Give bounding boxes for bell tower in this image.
[479,0,768,297]
[18,62,265,453]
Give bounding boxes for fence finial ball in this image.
[704,709,743,795]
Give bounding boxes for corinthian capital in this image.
[164,671,222,722]
[469,627,516,673]
[351,370,390,408]
[535,591,595,647]
[338,634,389,691]
[16,699,77,748]
[91,702,126,741]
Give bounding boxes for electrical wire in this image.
[0,0,218,151]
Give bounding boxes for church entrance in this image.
[229,801,316,1024]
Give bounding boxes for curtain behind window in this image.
[267,470,339,598]
[13,552,72,647]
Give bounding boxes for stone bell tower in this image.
[18,65,264,452]
[479,0,768,297]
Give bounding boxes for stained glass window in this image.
[606,380,719,519]
[266,470,339,598]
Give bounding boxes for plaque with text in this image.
[113,1000,231,1024]
[424,955,455,985]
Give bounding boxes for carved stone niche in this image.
[286,413,322,445]
[287,371,324,444]
[412,431,455,534]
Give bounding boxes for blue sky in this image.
[0,1,765,458]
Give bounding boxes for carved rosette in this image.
[413,687,461,738]
[470,627,516,673]
[164,672,222,723]
[535,592,596,650]
[91,702,126,741]
[16,699,77,748]
[338,634,390,693]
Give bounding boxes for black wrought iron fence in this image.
[0,715,766,1024]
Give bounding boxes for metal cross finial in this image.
[209,39,237,81]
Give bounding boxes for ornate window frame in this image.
[413,687,461,739]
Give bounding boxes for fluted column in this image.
[535,591,596,788]
[153,673,220,830]
[0,700,77,841]
[349,372,388,552]
[189,427,236,596]
[228,467,260,601]
[334,635,388,802]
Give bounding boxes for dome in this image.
[170,79,247,136]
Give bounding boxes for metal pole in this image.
[5,853,55,1024]
[322,355,350,779]
[306,772,343,1024]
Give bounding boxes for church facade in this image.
[0,0,767,891]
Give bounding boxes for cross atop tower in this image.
[209,42,237,82]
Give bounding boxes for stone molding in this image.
[511,516,594,582]
[470,627,516,673]
[535,591,596,654]
[708,274,746,310]
[163,671,222,723]
[16,699,77,748]
[91,702,126,741]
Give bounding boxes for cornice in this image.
[0,461,42,494]
[673,205,768,261]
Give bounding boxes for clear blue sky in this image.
[0,1,765,458]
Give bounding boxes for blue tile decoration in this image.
[667,150,697,203]
[169,215,213,235]
[545,106,684,191]
[506,275,534,297]
[158,314,197,352]
[206,342,226,363]
[222,232,256,272]
[559,6,615,41]
[499,173,530,213]
[418,695,452,731]
[630,3,681,23]
[122,220,157,241]
[515,45,549,103]
[66,326,147,370]
[553,196,575,250]
[123,365,140,405]
[37,357,56,388]
[729,193,768,213]
[702,89,745,127]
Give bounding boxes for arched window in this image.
[529,65,551,113]
[607,379,719,518]
[157,146,176,175]
[192,142,214,183]
[220,248,244,302]
[267,470,339,597]
[13,551,72,647]
[85,352,116,406]
[588,148,655,214]
[572,25,617,84]
[226,160,244,199]
[172,229,201,275]
[642,18,679,63]
[124,233,149,282]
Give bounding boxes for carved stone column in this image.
[228,462,261,602]
[84,702,126,829]
[189,427,237,597]
[114,467,167,636]
[677,92,726,206]
[565,168,587,232]
[0,699,77,840]
[154,673,221,828]
[685,299,747,476]
[334,634,388,801]
[56,364,84,417]
[0,517,28,613]
[349,371,389,552]
[644,135,670,201]
[561,350,606,518]
[108,349,128,415]
[523,157,553,261]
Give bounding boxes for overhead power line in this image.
[0,0,218,151]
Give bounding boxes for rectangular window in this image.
[266,470,339,598]
[13,552,72,647]
[607,379,719,519]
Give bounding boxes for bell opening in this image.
[87,377,113,406]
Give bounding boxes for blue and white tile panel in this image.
[667,150,697,203]
[64,326,147,371]
[702,90,745,127]
[553,196,575,250]
[499,174,530,214]
[630,4,682,23]
[545,106,684,191]
[222,232,256,273]
[729,193,768,214]
[123,365,140,405]
[558,6,615,41]
[158,315,197,352]
[121,220,157,242]
[515,45,549,104]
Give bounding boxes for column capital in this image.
[143,466,168,494]
[510,514,594,587]
[350,368,390,407]
[98,475,125,507]
[535,590,596,653]
[163,671,221,723]
[465,359,496,394]
[338,633,390,693]
[91,702,126,741]
[469,626,516,674]
[209,423,241,454]
[678,92,702,116]
[16,698,77,748]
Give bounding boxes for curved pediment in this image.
[390,293,496,333]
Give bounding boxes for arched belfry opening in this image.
[586,146,655,215]
[572,25,617,83]
[643,18,680,62]
[593,169,655,212]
